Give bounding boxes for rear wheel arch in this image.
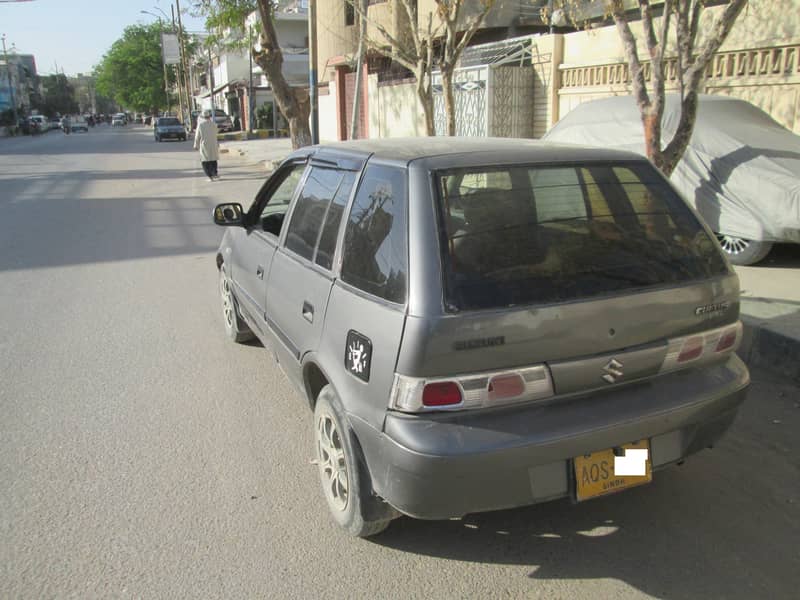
[303,360,330,411]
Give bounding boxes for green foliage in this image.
[0,108,17,126]
[34,74,79,117]
[190,0,258,50]
[255,101,273,129]
[95,23,173,113]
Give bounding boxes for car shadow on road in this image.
[371,381,800,599]
[756,243,800,269]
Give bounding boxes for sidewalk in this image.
[218,137,293,172]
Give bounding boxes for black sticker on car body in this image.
[345,330,372,382]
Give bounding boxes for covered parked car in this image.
[154,117,187,142]
[212,138,749,537]
[543,94,800,265]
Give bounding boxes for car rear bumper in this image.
[352,354,749,520]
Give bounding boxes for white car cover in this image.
[543,94,800,243]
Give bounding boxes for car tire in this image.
[219,266,254,343]
[314,385,398,537]
[715,234,773,266]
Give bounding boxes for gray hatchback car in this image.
[213,138,749,537]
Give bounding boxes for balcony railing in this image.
[560,43,800,90]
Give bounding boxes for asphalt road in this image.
[1,125,798,599]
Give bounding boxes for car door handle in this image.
[256,265,264,279]
[302,301,314,323]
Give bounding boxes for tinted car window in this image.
[316,171,356,270]
[438,162,727,311]
[257,165,305,237]
[158,118,181,126]
[341,165,407,304]
[285,167,347,261]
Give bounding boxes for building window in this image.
[344,1,355,26]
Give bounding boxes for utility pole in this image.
[308,0,319,144]
[170,4,185,122]
[1,34,19,127]
[248,23,254,133]
[208,45,215,112]
[175,0,193,123]
[349,0,367,140]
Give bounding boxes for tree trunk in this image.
[254,0,312,149]
[416,69,435,136]
[441,67,456,136]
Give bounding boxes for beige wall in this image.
[318,85,339,142]
[367,73,425,138]
[558,0,800,133]
[317,0,800,138]
[316,1,358,81]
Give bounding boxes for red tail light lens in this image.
[716,329,737,352]
[422,382,462,407]
[677,336,704,362]
[488,374,525,401]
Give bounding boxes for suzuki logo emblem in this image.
[602,359,624,384]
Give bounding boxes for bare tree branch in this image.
[608,0,650,110]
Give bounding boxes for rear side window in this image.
[341,165,408,304]
[285,167,347,261]
[437,162,727,311]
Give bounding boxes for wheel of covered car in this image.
[314,386,396,537]
[714,233,773,266]
[218,266,254,343]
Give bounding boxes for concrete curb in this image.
[738,316,800,382]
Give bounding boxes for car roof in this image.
[290,137,647,168]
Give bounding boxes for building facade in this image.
[191,2,309,132]
[315,0,800,141]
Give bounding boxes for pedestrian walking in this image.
[193,109,220,181]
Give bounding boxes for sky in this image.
[1,0,208,76]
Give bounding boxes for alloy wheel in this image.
[715,233,751,256]
[317,411,349,512]
[219,273,234,329]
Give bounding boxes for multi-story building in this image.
[191,0,309,132]
[0,52,38,116]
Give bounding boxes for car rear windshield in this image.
[158,118,181,126]
[436,161,728,311]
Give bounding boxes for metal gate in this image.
[433,38,536,138]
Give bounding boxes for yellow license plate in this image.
[574,440,652,501]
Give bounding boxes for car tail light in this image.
[677,336,704,363]
[660,321,742,374]
[716,329,738,352]
[488,374,525,401]
[390,365,554,413]
[422,382,462,407]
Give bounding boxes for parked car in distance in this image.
[49,117,61,130]
[71,116,89,133]
[154,117,187,142]
[28,115,48,133]
[111,113,126,127]
[212,138,750,537]
[212,108,233,132]
[544,94,800,265]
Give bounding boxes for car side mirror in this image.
[213,203,244,226]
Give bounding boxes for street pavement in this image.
[0,125,798,599]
